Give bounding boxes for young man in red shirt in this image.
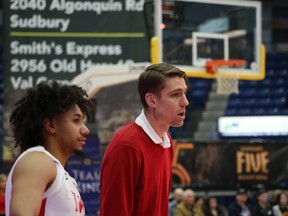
[99,63,189,216]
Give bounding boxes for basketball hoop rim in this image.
[206,59,247,74]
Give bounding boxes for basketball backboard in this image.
[152,0,265,80]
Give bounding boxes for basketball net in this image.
[206,59,245,95]
[216,71,239,95]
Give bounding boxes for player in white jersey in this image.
[5,81,94,216]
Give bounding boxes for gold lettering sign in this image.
[236,145,269,181]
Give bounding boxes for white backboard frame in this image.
[154,0,263,80]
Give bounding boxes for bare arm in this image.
[9,152,56,216]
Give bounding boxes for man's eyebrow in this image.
[169,87,188,93]
[73,112,84,118]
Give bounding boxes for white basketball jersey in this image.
[5,146,85,216]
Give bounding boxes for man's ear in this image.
[145,93,157,108]
[43,118,56,133]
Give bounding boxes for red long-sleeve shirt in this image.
[99,122,173,216]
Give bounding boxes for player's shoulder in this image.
[14,150,57,175]
[20,150,54,162]
[11,150,57,193]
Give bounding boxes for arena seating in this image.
[175,52,288,141]
[187,78,213,108]
[225,53,288,116]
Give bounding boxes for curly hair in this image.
[9,81,94,152]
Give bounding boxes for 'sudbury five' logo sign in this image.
[237,146,269,181]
